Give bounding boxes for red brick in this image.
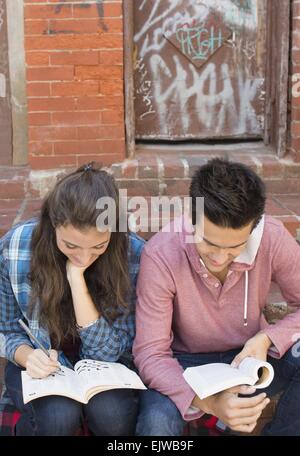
[291,92,300,108]
[100,80,124,96]
[0,182,25,199]
[291,121,300,137]
[48,18,95,35]
[101,18,123,33]
[77,125,124,140]
[292,106,300,122]
[27,82,51,96]
[54,139,125,155]
[283,161,300,178]
[26,52,50,66]
[266,179,300,194]
[99,50,123,65]
[28,97,76,112]
[73,3,122,18]
[30,155,77,170]
[293,18,300,31]
[28,112,51,126]
[138,158,159,179]
[294,3,300,18]
[53,141,81,155]
[276,216,300,238]
[75,65,123,80]
[116,180,160,197]
[25,4,72,20]
[51,81,99,96]
[0,215,17,236]
[293,31,300,50]
[163,179,191,196]
[29,141,53,155]
[25,34,123,51]
[29,126,77,141]
[50,50,98,66]
[101,110,124,124]
[122,161,138,178]
[52,111,101,126]
[265,198,292,217]
[0,199,23,214]
[25,19,48,35]
[261,157,284,178]
[76,153,124,167]
[163,157,185,178]
[273,195,300,216]
[27,66,74,82]
[292,49,300,65]
[75,96,103,111]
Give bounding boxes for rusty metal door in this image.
[0,0,12,165]
[133,0,267,141]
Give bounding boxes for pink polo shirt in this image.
[133,215,300,420]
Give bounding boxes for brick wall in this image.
[24,0,125,169]
[291,0,300,162]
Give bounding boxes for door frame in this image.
[123,0,290,158]
[6,0,28,166]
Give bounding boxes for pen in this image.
[18,318,52,358]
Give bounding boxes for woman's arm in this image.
[66,260,101,328]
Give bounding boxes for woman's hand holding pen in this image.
[26,349,60,379]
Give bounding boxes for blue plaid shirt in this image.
[0,219,145,368]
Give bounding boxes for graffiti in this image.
[134,0,263,138]
[135,58,155,119]
[134,0,256,60]
[175,24,223,61]
[0,73,5,97]
[54,0,108,32]
[231,0,252,12]
[149,54,262,136]
[292,73,300,98]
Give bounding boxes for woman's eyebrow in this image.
[62,239,108,248]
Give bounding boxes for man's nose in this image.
[213,249,229,263]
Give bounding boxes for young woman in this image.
[0,163,145,436]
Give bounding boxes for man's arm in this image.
[260,224,300,357]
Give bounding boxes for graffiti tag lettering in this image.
[175,25,223,61]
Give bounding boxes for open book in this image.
[183,357,274,400]
[21,359,146,404]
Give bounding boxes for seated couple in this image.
[0,159,300,436]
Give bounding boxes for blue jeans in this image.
[135,344,300,436]
[5,362,138,436]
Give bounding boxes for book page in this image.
[21,365,85,404]
[183,363,255,399]
[237,357,274,388]
[74,359,146,400]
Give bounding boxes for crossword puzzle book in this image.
[21,359,147,404]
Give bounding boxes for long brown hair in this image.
[29,163,130,346]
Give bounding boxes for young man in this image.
[133,158,300,436]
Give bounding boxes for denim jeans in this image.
[135,343,300,436]
[5,361,138,436]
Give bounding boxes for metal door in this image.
[133,0,267,140]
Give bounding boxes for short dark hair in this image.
[189,158,266,229]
